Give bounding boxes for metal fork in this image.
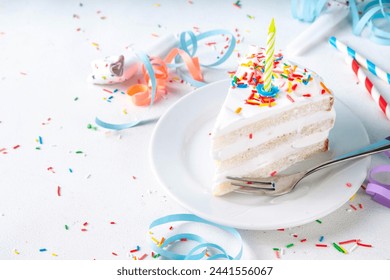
[227,136,390,196]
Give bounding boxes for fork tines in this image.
[226,176,276,190]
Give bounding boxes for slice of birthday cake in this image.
[210,45,335,196]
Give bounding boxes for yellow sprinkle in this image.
[91,42,99,47]
[287,81,292,93]
[133,256,137,260]
[13,249,20,255]
[102,76,107,80]
[349,193,357,201]
[123,108,128,115]
[260,102,276,107]
[148,230,154,235]
[292,65,297,72]
[153,3,161,7]
[339,245,348,254]
[151,236,159,244]
[235,107,242,114]
[52,253,58,257]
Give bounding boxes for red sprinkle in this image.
[13,145,20,149]
[303,94,312,97]
[112,252,118,256]
[103,89,113,93]
[57,186,61,197]
[350,204,357,211]
[277,228,285,231]
[357,242,373,248]
[339,239,359,245]
[139,253,148,260]
[315,244,328,247]
[300,239,307,243]
[83,222,88,226]
[110,221,116,224]
[270,171,277,177]
[359,203,363,209]
[81,229,87,232]
[249,133,253,139]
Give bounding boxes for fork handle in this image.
[306,136,390,176]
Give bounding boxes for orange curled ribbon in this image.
[127,48,203,106]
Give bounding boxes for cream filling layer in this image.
[212,109,335,161]
[213,132,329,185]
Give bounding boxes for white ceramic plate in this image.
[149,79,370,230]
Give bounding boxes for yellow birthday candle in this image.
[264,18,276,92]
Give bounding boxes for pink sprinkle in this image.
[13,145,20,149]
[57,186,61,197]
[81,228,87,232]
[139,253,148,260]
[0,148,7,153]
[346,182,352,187]
[103,89,113,93]
[286,95,295,103]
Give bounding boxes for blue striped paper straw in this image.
[329,36,390,84]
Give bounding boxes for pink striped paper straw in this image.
[345,56,390,119]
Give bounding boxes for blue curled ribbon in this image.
[95,29,236,130]
[148,214,243,260]
[350,0,390,45]
[291,0,328,22]
[291,0,390,44]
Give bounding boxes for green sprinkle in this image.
[332,242,346,254]
[316,219,322,224]
[65,225,69,230]
[87,123,92,129]
[35,147,41,150]
[74,97,79,101]
[286,243,294,248]
[153,253,160,259]
[280,73,288,79]
[272,248,280,251]
[75,151,83,154]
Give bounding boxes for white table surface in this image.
[1,0,390,260]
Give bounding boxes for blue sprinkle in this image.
[38,136,43,144]
[39,248,47,252]
[319,235,324,242]
[69,168,73,173]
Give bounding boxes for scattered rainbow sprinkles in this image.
[230,48,331,110]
